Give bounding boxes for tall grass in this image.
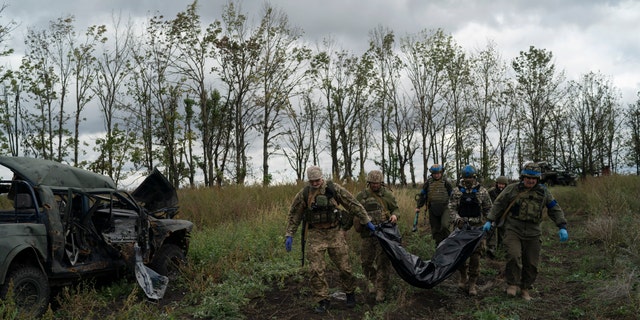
[16,176,640,318]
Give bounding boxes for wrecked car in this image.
[0,156,193,316]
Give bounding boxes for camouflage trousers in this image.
[428,203,450,246]
[360,234,391,294]
[306,227,356,302]
[503,229,542,290]
[458,221,486,281]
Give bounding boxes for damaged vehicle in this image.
[0,156,193,316]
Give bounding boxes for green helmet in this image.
[461,165,477,178]
[520,163,541,178]
[367,170,383,183]
[496,176,509,184]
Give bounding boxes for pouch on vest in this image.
[458,192,481,218]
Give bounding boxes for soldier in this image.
[486,176,509,258]
[355,170,399,303]
[414,164,453,247]
[449,165,492,296]
[284,166,375,313]
[483,162,569,301]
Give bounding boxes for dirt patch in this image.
[242,212,632,320]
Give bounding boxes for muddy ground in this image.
[241,212,632,320]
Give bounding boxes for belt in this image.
[309,222,337,229]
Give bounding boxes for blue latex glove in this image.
[366,221,376,231]
[559,228,568,242]
[482,221,492,232]
[285,236,293,252]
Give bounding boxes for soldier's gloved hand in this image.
[285,236,293,252]
[558,228,568,242]
[366,221,376,231]
[483,221,492,232]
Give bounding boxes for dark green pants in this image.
[428,207,450,245]
[503,229,542,289]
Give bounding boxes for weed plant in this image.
[13,175,640,319]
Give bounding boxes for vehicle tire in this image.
[0,264,50,317]
[150,244,186,280]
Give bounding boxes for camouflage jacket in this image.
[355,186,399,224]
[285,180,370,237]
[488,185,505,202]
[448,181,492,225]
[487,182,567,237]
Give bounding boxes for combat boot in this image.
[468,277,478,296]
[314,299,330,313]
[458,270,468,289]
[506,285,518,297]
[521,289,532,301]
[345,292,356,308]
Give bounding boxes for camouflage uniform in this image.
[285,179,371,307]
[486,179,508,256]
[448,177,492,294]
[487,181,567,293]
[416,176,453,245]
[356,182,399,302]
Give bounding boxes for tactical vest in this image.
[303,182,339,224]
[362,190,388,224]
[509,187,545,223]
[428,179,450,204]
[458,187,481,218]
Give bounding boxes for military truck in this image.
[0,157,193,317]
[535,161,578,186]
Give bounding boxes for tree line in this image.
[0,1,638,188]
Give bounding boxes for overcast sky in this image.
[1,0,639,184]
[3,0,638,104]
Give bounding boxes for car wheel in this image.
[150,244,186,280]
[1,264,50,317]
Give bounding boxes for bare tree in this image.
[511,46,565,162]
[567,71,621,176]
[70,24,103,166]
[367,25,398,182]
[22,25,61,159]
[215,1,261,184]
[167,0,221,187]
[281,89,323,182]
[442,36,472,176]
[468,40,509,179]
[401,29,456,178]
[253,3,310,185]
[624,91,640,175]
[91,15,134,184]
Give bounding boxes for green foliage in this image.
[38,176,640,319]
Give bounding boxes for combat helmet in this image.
[496,176,509,184]
[520,162,541,179]
[461,165,477,178]
[429,164,444,174]
[367,170,384,183]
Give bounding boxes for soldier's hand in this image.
[558,228,568,242]
[389,215,398,224]
[454,216,465,229]
[366,221,376,232]
[285,236,293,252]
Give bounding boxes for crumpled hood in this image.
[131,168,178,212]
